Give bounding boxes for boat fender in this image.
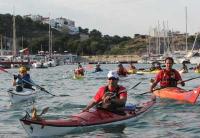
[125,103,136,111]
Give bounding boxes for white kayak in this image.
[7,87,38,103]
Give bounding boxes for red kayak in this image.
[20,101,155,137]
[153,87,200,104]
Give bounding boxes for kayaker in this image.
[181,62,188,73]
[117,63,128,77]
[82,70,127,113]
[155,62,162,70]
[74,63,85,76]
[194,63,200,70]
[150,57,185,99]
[13,66,35,92]
[149,63,156,71]
[94,63,103,72]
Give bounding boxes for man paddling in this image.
[74,63,85,76]
[82,70,127,113]
[94,63,103,72]
[13,66,35,92]
[117,63,128,77]
[150,57,185,100]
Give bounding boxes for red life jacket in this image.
[160,69,178,87]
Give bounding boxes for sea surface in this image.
[0,63,200,138]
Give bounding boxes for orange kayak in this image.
[153,87,200,104]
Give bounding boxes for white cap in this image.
[107,70,119,79]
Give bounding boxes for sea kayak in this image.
[127,69,137,74]
[136,69,161,74]
[7,87,38,103]
[153,87,200,104]
[20,101,155,137]
[73,74,84,80]
[194,69,200,73]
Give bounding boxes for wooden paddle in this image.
[0,67,69,97]
[137,76,200,96]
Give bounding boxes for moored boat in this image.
[7,87,38,103]
[153,87,200,104]
[20,101,155,137]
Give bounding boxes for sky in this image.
[0,0,200,37]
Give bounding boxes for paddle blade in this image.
[0,67,8,73]
[40,107,49,116]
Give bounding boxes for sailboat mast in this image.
[12,14,17,57]
[0,34,3,56]
[185,6,188,53]
[48,16,52,58]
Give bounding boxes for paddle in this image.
[39,107,49,116]
[136,76,200,96]
[0,67,69,97]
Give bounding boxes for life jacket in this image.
[16,74,32,89]
[98,85,126,115]
[160,69,178,87]
[102,86,126,108]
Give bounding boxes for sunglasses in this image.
[108,77,118,80]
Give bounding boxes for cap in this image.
[107,70,119,79]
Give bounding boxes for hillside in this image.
[0,13,199,56]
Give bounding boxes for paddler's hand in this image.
[40,87,45,91]
[103,96,112,103]
[13,75,18,80]
[181,82,185,86]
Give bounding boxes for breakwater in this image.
[80,55,141,64]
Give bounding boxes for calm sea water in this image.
[0,64,200,138]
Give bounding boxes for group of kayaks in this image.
[6,67,200,137]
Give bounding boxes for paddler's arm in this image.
[82,99,97,112]
[150,80,159,93]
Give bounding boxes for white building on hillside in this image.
[23,14,79,35]
[50,17,79,35]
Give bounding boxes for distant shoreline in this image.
[81,55,141,63]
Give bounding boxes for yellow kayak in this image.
[194,69,200,73]
[73,74,84,80]
[127,69,137,74]
[136,69,161,74]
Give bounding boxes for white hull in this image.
[7,88,38,103]
[46,60,56,67]
[20,110,148,137]
[32,62,48,68]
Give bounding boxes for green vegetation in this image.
[0,13,199,56]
